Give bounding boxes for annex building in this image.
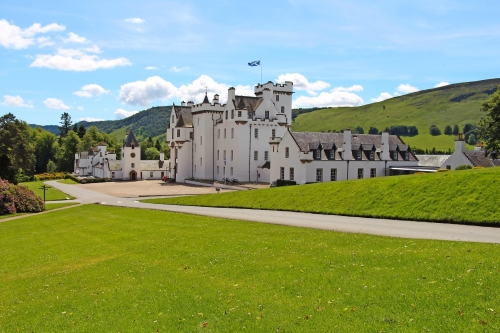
[167,81,419,184]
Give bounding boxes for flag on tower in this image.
[248,60,260,67]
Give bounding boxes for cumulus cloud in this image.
[118,75,253,106]
[293,91,363,108]
[63,32,89,43]
[145,66,157,70]
[332,85,363,92]
[36,36,54,47]
[0,19,65,49]
[30,46,131,71]
[170,66,189,72]
[435,82,450,88]
[1,95,33,108]
[124,18,145,24]
[397,83,419,94]
[80,117,104,122]
[115,108,139,119]
[74,84,110,97]
[276,73,330,95]
[371,92,394,103]
[44,98,70,109]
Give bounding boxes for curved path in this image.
[46,181,500,244]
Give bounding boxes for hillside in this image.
[142,166,500,226]
[292,78,500,150]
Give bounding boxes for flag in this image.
[248,60,260,67]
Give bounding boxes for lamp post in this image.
[39,185,51,202]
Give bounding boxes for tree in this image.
[155,139,162,151]
[353,126,364,134]
[463,123,476,135]
[72,123,78,133]
[368,126,379,134]
[34,131,58,173]
[478,86,500,158]
[467,134,477,145]
[429,125,441,136]
[56,131,81,172]
[145,147,160,160]
[453,124,460,136]
[78,124,86,139]
[59,112,73,138]
[46,159,57,172]
[444,125,452,135]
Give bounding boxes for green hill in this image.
[292,78,500,151]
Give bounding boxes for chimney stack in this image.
[343,129,352,160]
[160,152,164,161]
[213,94,219,104]
[181,101,186,106]
[455,133,466,153]
[381,131,390,160]
[228,87,235,102]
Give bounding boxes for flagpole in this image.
[260,59,262,85]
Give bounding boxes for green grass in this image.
[57,178,80,185]
[292,78,500,150]
[20,180,74,201]
[0,205,498,332]
[45,202,79,210]
[142,167,500,225]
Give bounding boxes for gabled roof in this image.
[416,155,450,167]
[233,95,262,113]
[463,151,494,167]
[174,106,193,127]
[124,130,139,148]
[109,160,122,171]
[140,160,167,171]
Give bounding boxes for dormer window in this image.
[357,150,361,159]
[369,151,374,160]
[315,149,321,160]
[330,150,335,160]
[405,152,410,160]
[393,151,398,160]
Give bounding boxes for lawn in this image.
[0,205,498,332]
[0,203,78,220]
[142,167,500,226]
[20,180,75,201]
[57,178,80,185]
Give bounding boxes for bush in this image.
[455,165,472,170]
[9,184,44,213]
[64,174,81,183]
[81,177,111,184]
[429,125,441,136]
[34,172,68,181]
[0,179,16,215]
[276,179,297,187]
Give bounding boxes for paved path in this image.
[46,181,500,244]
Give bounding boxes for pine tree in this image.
[59,112,72,138]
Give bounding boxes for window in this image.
[217,150,219,160]
[200,157,202,166]
[254,151,258,161]
[231,150,234,161]
[315,149,321,160]
[280,167,285,180]
[316,168,323,182]
[218,129,220,139]
[200,136,202,145]
[272,129,276,138]
[281,106,284,113]
[172,128,174,139]
[264,151,269,161]
[225,110,228,119]
[111,172,115,178]
[238,111,242,117]
[230,167,233,176]
[131,163,135,168]
[231,110,234,119]
[358,168,364,179]
[370,168,376,178]
[405,152,410,160]
[285,147,289,158]
[330,168,337,181]
[254,128,258,139]
[357,150,362,159]
[224,150,226,160]
[290,167,294,181]
[223,166,225,175]
[393,151,398,160]
[265,111,269,119]
[276,94,279,101]
[217,166,219,174]
[330,150,335,160]
[177,129,180,137]
[189,132,193,140]
[194,165,196,173]
[131,144,135,149]
[161,172,164,177]
[369,151,374,160]
[224,129,226,139]
[130,152,136,158]
[231,128,234,138]
[150,172,153,178]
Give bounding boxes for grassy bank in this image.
[0,205,498,331]
[20,180,75,201]
[143,167,500,225]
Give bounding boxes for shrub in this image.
[64,174,81,183]
[276,179,297,187]
[34,172,68,181]
[46,160,57,173]
[414,172,426,175]
[8,184,44,213]
[0,179,16,215]
[455,164,472,170]
[429,125,441,136]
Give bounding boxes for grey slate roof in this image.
[140,160,167,171]
[463,151,494,167]
[174,106,193,127]
[124,131,139,148]
[109,160,122,171]
[233,95,262,113]
[416,155,450,167]
[202,93,210,104]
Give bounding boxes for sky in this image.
[1,0,500,125]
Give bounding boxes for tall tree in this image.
[155,139,162,151]
[77,124,86,139]
[453,124,460,136]
[72,123,78,133]
[59,112,72,138]
[479,85,500,158]
[56,131,81,172]
[444,125,453,135]
[34,131,58,173]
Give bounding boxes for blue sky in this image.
[1,0,500,125]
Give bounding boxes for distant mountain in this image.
[292,78,500,150]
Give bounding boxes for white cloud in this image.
[293,91,363,108]
[145,66,157,70]
[0,19,65,49]
[276,73,330,95]
[30,47,131,71]
[397,83,419,94]
[36,36,54,47]
[435,82,450,88]
[170,66,190,72]
[371,92,394,103]
[332,85,364,92]
[80,117,104,122]
[77,106,84,111]
[124,18,146,24]
[63,32,89,44]
[118,75,254,106]
[44,98,70,110]
[74,84,110,97]
[1,95,33,108]
[114,108,139,119]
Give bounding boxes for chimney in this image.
[181,101,186,106]
[160,152,164,161]
[213,94,219,104]
[454,133,466,154]
[228,87,235,103]
[187,101,194,106]
[343,129,352,160]
[381,131,390,160]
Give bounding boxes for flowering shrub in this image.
[0,179,16,215]
[34,172,68,181]
[8,184,44,213]
[81,177,110,184]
